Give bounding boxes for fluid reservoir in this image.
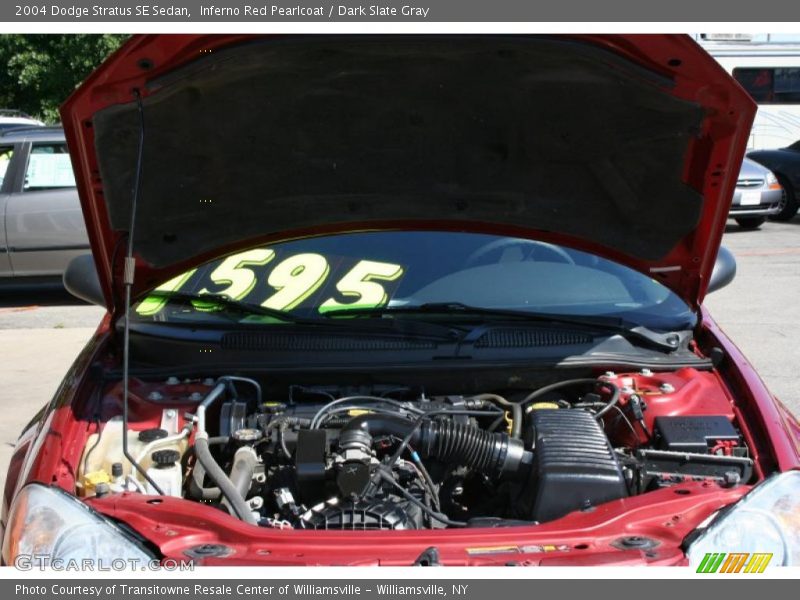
[144,449,183,497]
[77,415,188,495]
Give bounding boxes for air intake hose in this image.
[339,414,529,478]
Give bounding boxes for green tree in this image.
[0,34,128,124]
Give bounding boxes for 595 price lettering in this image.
[136,250,404,317]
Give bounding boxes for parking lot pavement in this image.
[705,216,800,417]
[0,328,99,481]
[0,289,104,329]
[0,216,798,490]
[0,290,104,488]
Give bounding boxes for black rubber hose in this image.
[591,381,621,419]
[519,378,601,407]
[190,461,220,501]
[187,436,230,501]
[519,378,620,421]
[342,414,422,443]
[194,436,257,524]
[340,414,527,477]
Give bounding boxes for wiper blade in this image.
[138,292,462,340]
[140,290,323,324]
[323,302,683,352]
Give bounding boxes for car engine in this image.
[77,370,754,529]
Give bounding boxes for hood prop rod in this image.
[120,88,164,495]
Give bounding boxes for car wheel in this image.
[735,216,766,230]
[770,175,799,221]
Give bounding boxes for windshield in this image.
[133,232,695,331]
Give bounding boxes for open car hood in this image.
[61,34,755,312]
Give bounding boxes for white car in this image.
[0,110,44,134]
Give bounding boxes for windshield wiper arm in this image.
[140,290,323,324]
[322,302,683,352]
[138,291,463,340]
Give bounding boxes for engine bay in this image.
[77,368,754,530]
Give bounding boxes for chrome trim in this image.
[736,178,765,188]
[729,206,781,216]
[7,244,90,253]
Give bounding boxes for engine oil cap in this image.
[151,449,180,467]
[138,428,169,443]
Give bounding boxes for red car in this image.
[2,34,799,568]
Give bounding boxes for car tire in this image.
[770,175,799,222]
[735,216,766,230]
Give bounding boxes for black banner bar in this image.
[3,579,795,600]
[4,0,800,22]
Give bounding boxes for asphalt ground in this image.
[705,217,800,416]
[0,215,798,488]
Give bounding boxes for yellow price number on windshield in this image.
[135,250,404,316]
[191,249,276,312]
[199,248,276,300]
[319,260,405,313]
[135,268,198,316]
[263,253,330,311]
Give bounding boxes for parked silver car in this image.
[0,126,88,285]
[729,157,784,229]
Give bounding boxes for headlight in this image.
[766,171,779,186]
[2,483,155,567]
[687,471,800,568]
